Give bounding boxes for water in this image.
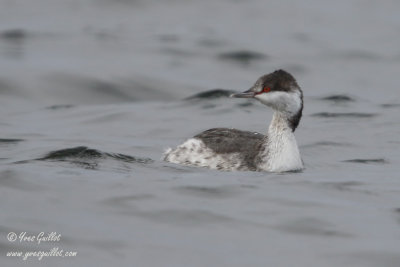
[1,0,400,266]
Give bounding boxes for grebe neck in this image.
[257,111,303,172]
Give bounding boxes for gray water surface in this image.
[1,0,400,266]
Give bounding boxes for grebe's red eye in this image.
[263,87,271,93]
[256,86,271,95]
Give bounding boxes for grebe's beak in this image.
[230,88,256,98]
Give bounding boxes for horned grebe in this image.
[164,70,304,172]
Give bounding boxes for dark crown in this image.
[259,69,298,92]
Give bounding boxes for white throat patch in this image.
[255,90,302,115]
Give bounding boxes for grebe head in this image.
[231,69,303,130]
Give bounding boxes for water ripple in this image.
[312,112,377,118]
[185,89,236,100]
[28,146,153,171]
[342,158,387,164]
[217,50,268,65]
